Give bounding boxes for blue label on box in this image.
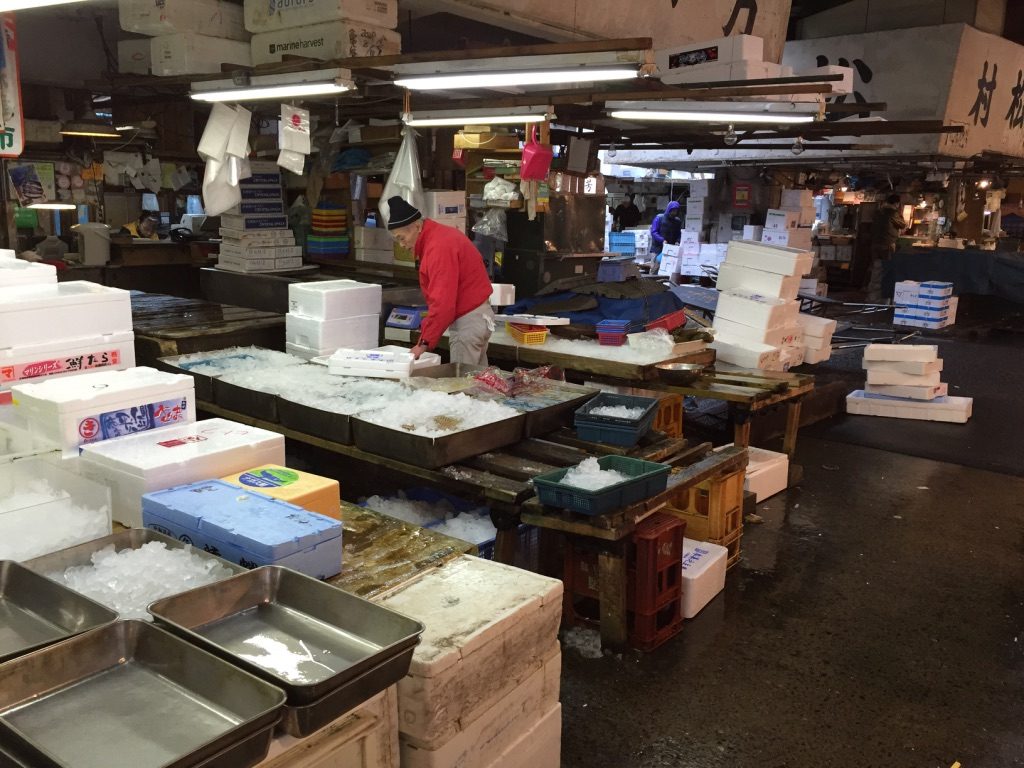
[232,216,288,230]
[240,187,284,200]
[246,173,282,185]
[235,201,285,215]
[76,397,190,445]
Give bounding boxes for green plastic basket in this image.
[533,456,671,516]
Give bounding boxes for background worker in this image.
[387,196,495,365]
[650,200,683,267]
[120,212,160,240]
[866,194,906,303]
[613,193,643,232]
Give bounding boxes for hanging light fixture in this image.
[395,66,638,91]
[403,106,549,127]
[59,120,121,139]
[190,69,354,103]
[0,0,87,10]
[791,137,806,155]
[723,125,739,146]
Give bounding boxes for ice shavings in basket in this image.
[172,346,306,377]
[588,405,645,419]
[48,542,235,620]
[357,390,519,437]
[561,457,630,491]
[0,480,109,561]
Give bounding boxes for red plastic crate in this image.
[629,601,684,652]
[645,308,687,332]
[597,332,627,346]
[630,512,686,614]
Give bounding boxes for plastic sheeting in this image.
[379,126,425,227]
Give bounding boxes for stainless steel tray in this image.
[213,378,280,423]
[276,397,353,445]
[0,561,117,663]
[410,363,488,379]
[0,621,286,768]
[504,382,599,438]
[351,413,526,469]
[24,529,247,584]
[149,566,423,707]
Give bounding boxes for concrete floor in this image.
[560,437,1024,768]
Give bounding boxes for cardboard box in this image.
[454,132,521,150]
[780,189,814,209]
[150,33,251,76]
[250,21,400,66]
[244,0,398,32]
[119,0,248,40]
[117,38,151,75]
[353,226,394,251]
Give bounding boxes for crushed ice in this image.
[172,347,306,377]
[493,327,679,364]
[561,457,630,491]
[358,390,519,437]
[562,626,604,659]
[362,493,496,546]
[589,405,645,419]
[0,479,109,561]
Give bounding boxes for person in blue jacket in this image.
[651,200,683,267]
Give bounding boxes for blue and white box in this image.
[220,213,289,231]
[143,479,342,578]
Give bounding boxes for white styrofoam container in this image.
[220,228,294,246]
[863,344,938,363]
[716,291,799,331]
[803,345,832,365]
[150,33,251,76]
[353,226,394,251]
[423,190,466,219]
[219,243,303,260]
[744,446,789,502]
[486,703,561,768]
[250,21,401,66]
[117,38,151,75]
[710,337,780,369]
[376,556,562,751]
[662,59,780,85]
[796,313,837,339]
[684,213,705,232]
[656,34,763,72]
[803,332,832,352]
[725,241,813,277]
[680,538,727,618]
[717,263,799,300]
[894,314,950,330]
[0,259,56,287]
[761,227,813,251]
[120,0,248,40]
[863,358,943,376]
[765,209,801,230]
[286,313,379,352]
[1,332,136,392]
[285,341,334,361]
[288,280,383,320]
[846,390,972,424]
[780,344,805,369]
[713,317,802,348]
[80,417,285,527]
[742,225,763,242]
[245,0,397,32]
[12,367,195,458]
[865,369,941,387]
[865,382,948,401]
[490,284,516,306]
[0,282,132,349]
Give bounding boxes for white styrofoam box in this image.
[657,253,681,277]
[12,366,195,458]
[0,259,56,287]
[780,189,814,209]
[803,332,832,352]
[803,345,832,365]
[0,282,132,349]
[742,225,763,242]
[151,33,251,76]
[662,59,780,85]
[780,344,805,369]
[684,213,705,232]
[400,645,560,768]
[946,296,959,326]
[688,180,710,197]
[656,34,763,72]
[894,314,950,331]
[220,228,294,246]
[714,317,802,348]
[680,230,701,255]
[0,404,58,463]
[679,253,702,277]
[761,227,813,251]
[835,244,853,262]
[865,382,948,401]
[79,418,285,528]
[919,281,954,297]
[250,21,401,66]
[710,337,780,369]
[716,263,800,301]
[327,346,440,379]
[863,358,942,376]
[765,209,800,230]
[375,556,562,751]
[285,341,334,361]
[117,38,151,74]
[796,313,837,339]
[485,703,560,768]
[354,248,395,265]
[218,254,303,274]
[286,313,379,352]
[245,0,397,32]
[744,446,789,502]
[866,369,941,387]
[219,243,303,260]
[0,250,13,258]
[863,344,938,363]
[725,241,813,277]
[799,278,818,294]
[680,538,727,619]
[288,280,382,321]
[423,190,466,219]
[898,295,952,311]
[685,197,708,215]
[846,390,972,424]
[716,290,799,331]
[1,332,135,392]
[354,226,394,251]
[119,0,248,40]
[221,213,288,232]
[490,284,516,306]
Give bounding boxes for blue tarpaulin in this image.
[501,289,682,327]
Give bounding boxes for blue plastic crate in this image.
[533,456,671,516]
[574,392,659,447]
[598,257,641,283]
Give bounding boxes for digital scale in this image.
[386,306,427,331]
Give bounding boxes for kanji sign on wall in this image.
[0,15,24,158]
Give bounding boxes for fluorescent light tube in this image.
[395,67,637,91]
[610,110,815,124]
[0,0,87,10]
[407,114,546,127]
[191,81,350,102]
[27,202,77,210]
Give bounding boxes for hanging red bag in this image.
[520,124,554,181]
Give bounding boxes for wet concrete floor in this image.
[560,437,1024,768]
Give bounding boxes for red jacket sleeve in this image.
[418,241,460,349]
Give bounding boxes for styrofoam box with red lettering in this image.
[80,417,285,527]
[1,332,136,393]
[713,317,802,348]
[0,282,132,349]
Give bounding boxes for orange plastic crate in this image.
[506,322,548,345]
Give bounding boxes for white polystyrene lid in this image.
[0,260,55,274]
[79,418,283,473]
[12,366,192,407]
[293,279,380,294]
[0,280,129,307]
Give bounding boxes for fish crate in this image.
[597,332,627,346]
[710,527,742,570]
[652,393,683,439]
[506,322,548,345]
[667,469,745,541]
[628,512,685,615]
[608,232,638,254]
[533,456,670,516]
[645,308,687,332]
[628,600,683,652]
[574,393,659,447]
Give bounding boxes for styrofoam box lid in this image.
[682,538,728,576]
[0,281,130,310]
[290,279,382,298]
[0,260,56,277]
[79,418,284,474]
[12,366,192,410]
[143,479,340,559]
[1,331,134,362]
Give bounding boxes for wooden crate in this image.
[667,469,744,541]
[710,528,742,570]
[652,393,684,439]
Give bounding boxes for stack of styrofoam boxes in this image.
[797,313,836,365]
[741,224,764,243]
[423,190,467,234]
[218,164,302,274]
[286,279,382,360]
[1,283,136,407]
[657,35,777,85]
[354,226,396,265]
[245,0,400,66]
[848,344,973,423]
[761,190,816,252]
[118,0,251,76]
[712,241,812,371]
[894,281,958,330]
[697,243,728,276]
[625,227,653,261]
[79,417,285,528]
[0,258,56,287]
[375,556,563,768]
[684,195,709,243]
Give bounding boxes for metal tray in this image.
[213,378,280,423]
[149,566,424,706]
[24,529,247,584]
[410,363,488,379]
[351,413,526,469]
[276,397,353,445]
[508,382,599,438]
[0,561,117,663]
[0,621,286,768]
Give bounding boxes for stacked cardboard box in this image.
[711,240,812,370]
[894,281,958,330]
[354,226,396,265]
[218,164,301,274]
[796,314,836,365]
[285,279,381,359]
[848,344,972,423]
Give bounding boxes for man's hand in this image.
[411,343,427,360]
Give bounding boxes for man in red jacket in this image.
[387,196,495,365]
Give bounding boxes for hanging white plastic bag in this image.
[277,149,305,175]
[202,157,241,216]
[472,208,507,241]
[197,103,236,161]
[482,176,517,203]
[280,105,311,155]
[379,126,425,226]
